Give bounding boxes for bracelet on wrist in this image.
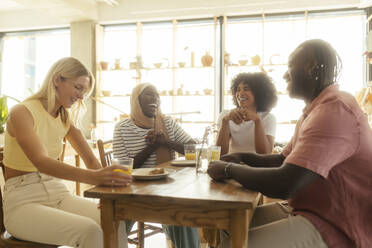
[224,163,233,177]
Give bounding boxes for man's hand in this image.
[207,160,230,181]
[220,153,243,163]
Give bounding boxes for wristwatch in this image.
[224,163,233,177]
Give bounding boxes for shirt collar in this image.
[302,84,339,116]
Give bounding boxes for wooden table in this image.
[84,163,261,248]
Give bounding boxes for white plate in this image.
[170,159,196,167]
[132,168,175,180]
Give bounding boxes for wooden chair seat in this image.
[0,231,58,248]
[97,139,164,248]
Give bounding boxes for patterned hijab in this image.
[130,83,172,164]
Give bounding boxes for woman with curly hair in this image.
[216,72,278,155]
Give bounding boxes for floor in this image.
[127,223,168,248]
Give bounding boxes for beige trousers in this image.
[3,172,127,248]
[218,202,328,248]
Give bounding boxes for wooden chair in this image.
[60,138,81,196]
[0,148,59,248]
[96,139,163,248]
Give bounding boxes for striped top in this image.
[113,117,193,168]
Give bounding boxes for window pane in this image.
[1,29,70,108]
[225,12,365,143]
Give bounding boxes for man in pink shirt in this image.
[208,39,372,248]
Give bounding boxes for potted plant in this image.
[0,96,8,134]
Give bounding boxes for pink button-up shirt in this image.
[282,84,372,248]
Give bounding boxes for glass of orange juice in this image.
[208,146,221,162]
[112,158,133,175]
[184,144,196,160]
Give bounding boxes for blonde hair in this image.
[26,57,95,127]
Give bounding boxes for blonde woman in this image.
[2,57,130,248]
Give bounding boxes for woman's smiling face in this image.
[139,86,160,118]
[235,82,255,109]
[55,75,90,108]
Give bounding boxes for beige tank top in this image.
[3,100,70,172]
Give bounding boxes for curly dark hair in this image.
[230,72,278,112]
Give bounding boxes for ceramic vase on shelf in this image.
[191,51,195,67]
[201,52,213,67]
[99,61,109,71]
[114,59,121,70]
[251,55,261,66]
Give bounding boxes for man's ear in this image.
[305,62,318,79]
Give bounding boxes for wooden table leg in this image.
[101,199,119,248]
[230,209,249,248]
[138,222,145,248]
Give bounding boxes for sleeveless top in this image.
[3,100,71,172]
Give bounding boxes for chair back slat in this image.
[97,139,113,168]
[0,149,6,233]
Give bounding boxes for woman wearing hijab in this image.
[113,83,200,248]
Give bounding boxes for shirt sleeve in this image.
[113,121,130,159]
[166,117,194,143]
[217,110,229,129]
[262,113,276,137]
[284,101,359,178]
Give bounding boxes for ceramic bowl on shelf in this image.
[120,113,129,120]
[168,90,175,96]
[178,62,186,68]
[203,89,213,95]
[154,63,162,68]
[101,90,112,97]
[238,60,248,66]
[129,62,137,70]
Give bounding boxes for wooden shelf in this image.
[226,63,287,67]
[97,94,215,98]
[100,65,214,72]
[277,120,298,125]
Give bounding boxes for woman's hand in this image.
[89,165,132,187]
[224,108,245,124]
[207,161,230,181]
[239,108,260,122]
[224,108,259,125]
[145,130,168,147]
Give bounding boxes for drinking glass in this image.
[112,157,133,175]
[184,144,196,160]
[196,144,208,173]
[208,146,221,162]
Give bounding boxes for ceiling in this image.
[0,0,370,32]
[0,0,119,22]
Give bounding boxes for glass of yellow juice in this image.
[184,144,196,160]
[112,158,133,175]
[208,146,221,162]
